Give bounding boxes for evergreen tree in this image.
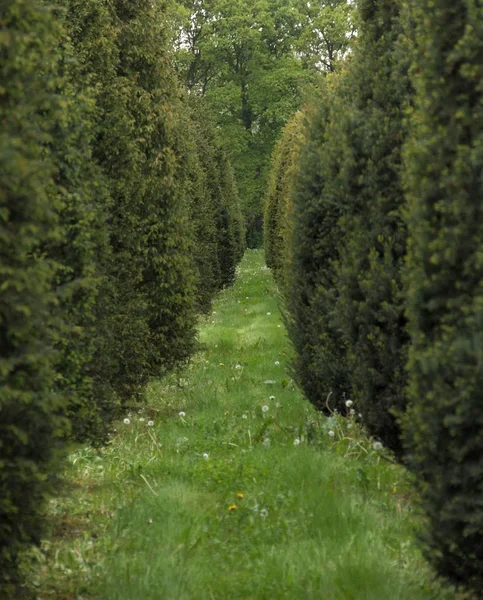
[0,2,67,593]
[335,0,411,456]
[285,79,352,413]
[404,0,483,593]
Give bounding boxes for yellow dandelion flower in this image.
[236,492,244,500]
[228,504,237,511]
[219,363,225,366]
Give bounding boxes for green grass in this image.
[28,250,457,600]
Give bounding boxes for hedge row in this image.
[0,0,244,595]
[266,0,483,595]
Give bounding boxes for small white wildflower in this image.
[328,430,335,438]
[202,453,209,460]
[274,361,280,366]
[139,417,145,423]
[123,418,131,425]
[260,508,269,518]
[242,414,248,419]
[147,420,154,427]
[373,441,383,451]
[262,405,269,413]
[263,438,271,448]
[294,438,301,446]
[179,411,186,417]
[345,400,353,408]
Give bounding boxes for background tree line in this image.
[265,1,483,597]
[173,0,356,247]
[0,0,244,595]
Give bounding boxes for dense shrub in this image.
[404,0,483,593]
[334,0,411,456]
[264,111,306,289]
[0,2,67,593]
[285,79,352,413]
[47,6,118,442]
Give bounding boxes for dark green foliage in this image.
[404,0,483,593]
[334,0,411,456]
[0,2,67,593]
[47,8,118,442]
[264,111,306,288]
[285,83,352,414]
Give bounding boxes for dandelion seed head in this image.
[123,418,131,425]
[179,411,186,417]
[328,430,335,438]
[373,442,383,451]
[267,312,272,316]
[202,453,209,460]
[147,420,154,427]
[294,438,301,446]
[269,395,275,401]
[242,414,248,419]
[262,405,269,413]
[260,508,269,518]
[274,361,280,366]
[345,400,353,408]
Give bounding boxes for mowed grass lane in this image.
[34,250,456,600]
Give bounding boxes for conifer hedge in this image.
[284,81,352,413]
[264,111,306,290]
[334,0,411,456]
[404,0,483,593]
[1,0,244,593]
[0,2,67,592]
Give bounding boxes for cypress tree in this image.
[285,79,352,413]
[264,110,306,288]
[335,0,411,456]
[0,1,67,593]
[404,0,483,593]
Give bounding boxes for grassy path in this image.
[33,250,455,600]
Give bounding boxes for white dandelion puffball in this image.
[274,361,280,366]
[139,417,145,423]
[345,399,353,408]
[235,364,242,370]
[202,453,209,460]
[123,418,131,425]
[294,438,301,446]
[276,402,281,408]
[269,395,275,401]
[147,420,154,427]
[373,441,383,451]
[262,405,269,413]
[328,430,335,438]
[242,414,248,419]
[260,508,269,518]
[179,411,186,417]
[267,312,272,316]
